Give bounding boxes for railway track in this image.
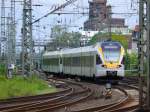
[48,78,138,112]
[0,78,93,112]
[99,84,139,112]
[68,82,139,112]
[0,76,141,112]
[0,80,73,108]
[122,76,146,86]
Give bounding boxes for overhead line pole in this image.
[22,0,33,77]
[138,0,150,111]
[21,0,78,76]
[10,0,16,65]
[146,0,150,110]
[6,16,12,78]
[1,0,6,62]
[138,0,144,109]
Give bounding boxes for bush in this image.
[124,53,138,70]
[124,53,138,76]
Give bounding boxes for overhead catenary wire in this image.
[32,0,78,24]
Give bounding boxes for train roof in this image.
[43,41,123,57]
[61,45,96,55]
[43,45,97,57]
[43,51,60,57]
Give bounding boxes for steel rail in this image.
[71,86,129,112]
[0,79,93,112]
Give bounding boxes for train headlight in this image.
[102,65,107,68]
[117,65,122,68]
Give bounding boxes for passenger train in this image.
[42,41,125,81]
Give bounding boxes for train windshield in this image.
[103,50,120,62]
[102,42,121,62]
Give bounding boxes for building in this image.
[84,0,107,31]
[130,25,140,53]
[84,0,130,35]
[132,25,140,40]
[111,18,125,27]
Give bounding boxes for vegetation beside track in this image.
[0,65,57,99]
[0,64,6,76]
[125,53,138,76]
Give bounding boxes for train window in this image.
[43,59,47,65]
[96,55,102,64]
[68,57,71,66]
[43,58,50,65]
[47,58,59,66]
[84,56,90,67]
[83,56,94,67]
[90,56,94,67]
[72,57,80,66]
[71,56,94,67]
[63,57,71,66]
[63,58,66,66]
[121,57,125,64]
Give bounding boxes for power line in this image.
[32,0,78,24]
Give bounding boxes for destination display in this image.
[101,42,121,51]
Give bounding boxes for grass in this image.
[0,64,6,76]
[125,71,138,77]
[0,75,57,100]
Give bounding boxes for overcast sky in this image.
[1,0,139,41]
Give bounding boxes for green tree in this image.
[124,53,130,70]
[48,25,82,50]
[70,32,82,47]
[89,33,129,51]
[89,32,109,44]
[111,34,128,50]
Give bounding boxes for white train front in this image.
[42,42,125,80]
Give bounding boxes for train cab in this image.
[96,42,125,79]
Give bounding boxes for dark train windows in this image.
[63,57,71,66]
[121,57,125,64]
[52,58,59,65]
[96,55,102,64]
[43,58,49,65]
[43,58,59,66]
[72,57,80,66]
[62,55,94,67]
[81,56,94,67]
[84,56,91,67]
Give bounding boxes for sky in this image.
[30,0,139,40]
[1,0,139,41]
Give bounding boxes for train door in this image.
[96,54,102,74]
[59,57,63,73]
